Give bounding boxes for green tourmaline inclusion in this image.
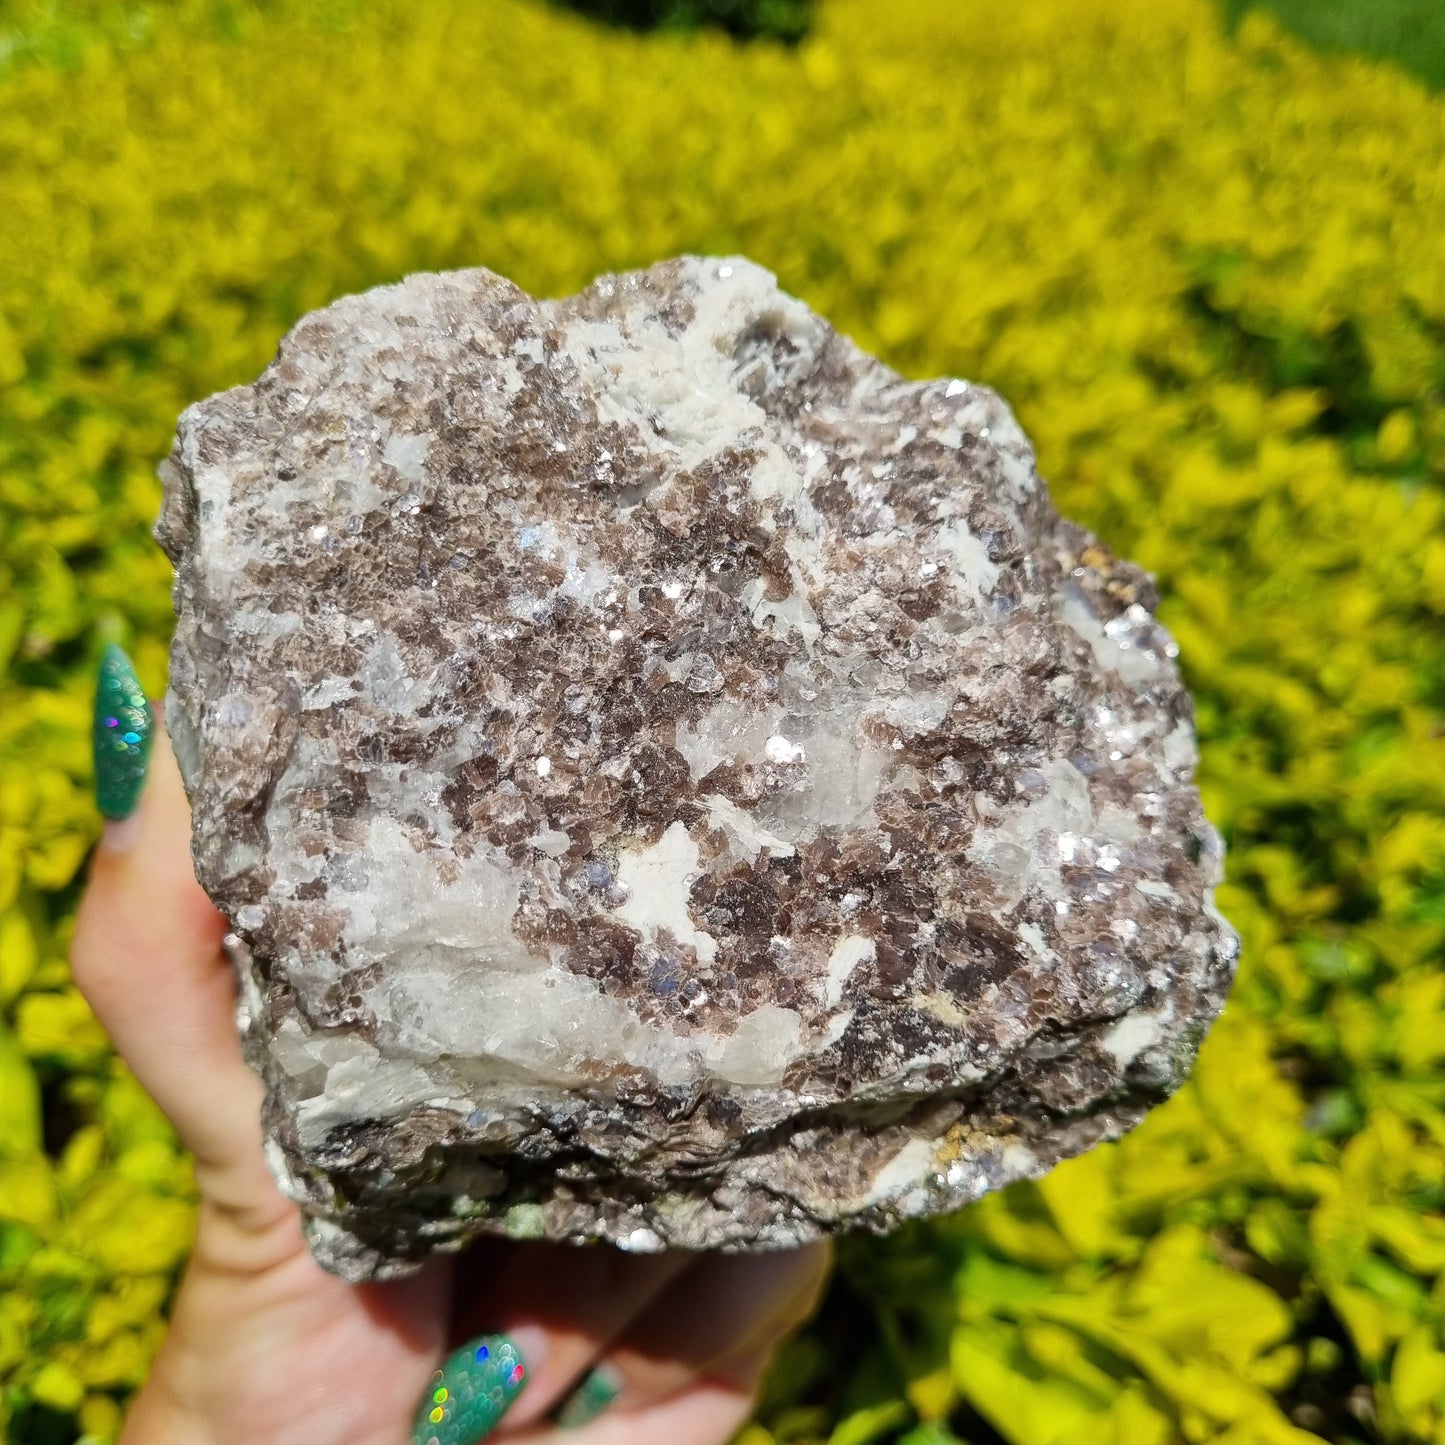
[93,644,155,820]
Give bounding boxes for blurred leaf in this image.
[952,1319,1112,1444]
[826,1400,911,1445]
[0,1026,42,1156]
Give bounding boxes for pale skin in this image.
[70,725,831,1445]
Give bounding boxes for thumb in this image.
[71,715,287,1233]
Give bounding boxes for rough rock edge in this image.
[160,256,1239,1279]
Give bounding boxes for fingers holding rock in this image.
[505,1244,832,1442]
[441,1240,690,1434]
[72,701,280,1227]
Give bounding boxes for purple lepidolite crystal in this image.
[156,256,1238,1280]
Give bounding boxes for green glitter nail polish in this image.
[411,1335,530,1445]
[552,1365,620,1429]
[93,644,155,821]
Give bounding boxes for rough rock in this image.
[155,256,1239,1281]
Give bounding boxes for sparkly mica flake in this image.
[156,256,1239,1281]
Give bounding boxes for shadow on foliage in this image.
[542,0,813,43]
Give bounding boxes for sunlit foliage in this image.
[2,0,1443,1439]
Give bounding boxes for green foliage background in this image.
[1225,0,1445,94]
[2,0,1445,1441]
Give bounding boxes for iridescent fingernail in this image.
[93,644,154,821]
[553,1364,621,1429]
[411,1334,530,1445]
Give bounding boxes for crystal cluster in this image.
[156,256,1238,1280]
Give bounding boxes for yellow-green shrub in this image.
[2,0,1443,1440]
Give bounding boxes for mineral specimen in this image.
[156,256,1239,1281]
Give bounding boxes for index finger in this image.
[71,720,278,1220]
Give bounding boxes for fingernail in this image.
[99,812,144,855]
[93,644,154,824]
[411,1332,538,1445]
[553,1364,621,1429]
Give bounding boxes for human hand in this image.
[72,652,830,1445]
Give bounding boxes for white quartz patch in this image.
[1060,592,1166,686]
[938,517,1000,602]
[714,1004,803,1086]
[565,257,823,511]
[864,1135,940,1206]
[825,934,875,1007]
[390,959,708,1090]
[704,794,795,863]
[967,757,1095,910]
[1100,1008,1170,1068]
[612,820,718,965]
[676,698,781,780]
[381,430,431,483]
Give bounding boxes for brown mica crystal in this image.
[156,256,1238,1281]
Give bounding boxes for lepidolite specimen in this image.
[156,257,1238,1280]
